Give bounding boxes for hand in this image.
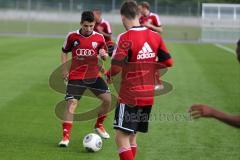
[99,49,108,60]
[142,22,153,29]
[104,71,112,84]
[142,22,148,27]
[189,104,217,119]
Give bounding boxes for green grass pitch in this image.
[0,36,239,160]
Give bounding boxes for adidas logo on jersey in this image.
[137,42,155,60]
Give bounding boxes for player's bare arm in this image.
[150,24,163,33]
[142,22,163,33]
[105,64,122,84]
[61,52,69,80]
[98,49,107,74]
[189,104,240,128]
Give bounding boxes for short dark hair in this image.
[120,0,139,19]
[81,11,95,23]
[139,1,150,10]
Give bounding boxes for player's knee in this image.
[103,96,111,106]
[99,93,111,105]
[68,99,77,105]
[67,99,78,113]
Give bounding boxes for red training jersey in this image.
[62,30,107,80]
[108,26,172,106]
[94,19,112,43]
[139,12,162,28]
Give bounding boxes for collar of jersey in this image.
[78,29,93,37]
[129,26,147,31]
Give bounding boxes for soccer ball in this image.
[83,133,102,152]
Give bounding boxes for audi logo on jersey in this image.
[76,49,95,57]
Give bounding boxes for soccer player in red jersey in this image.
[106,1,172,159]
[138,1,163,33]
[58,11,111,147]
[93,9,115,56]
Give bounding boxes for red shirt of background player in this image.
[139,12,162,29]
[94,19,112,43]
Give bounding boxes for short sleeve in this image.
[62,32,73,53]
[152,14,161,26]
[104,21,112,34]
[111,34,130,61]
[157,36,172,66]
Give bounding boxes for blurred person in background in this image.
[138,1,163,33]
[93,8,115,56]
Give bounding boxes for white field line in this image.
[214,43,236,55]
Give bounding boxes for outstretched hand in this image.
[189,104,216,119]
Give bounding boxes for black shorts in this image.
[113,103,152,134]
[65,77,110,100]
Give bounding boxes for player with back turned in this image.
[138,1,163,33]
[106,1,173,160]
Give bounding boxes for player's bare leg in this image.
[94,92,111,139]
[59,99,78,147]
[115,130,134,160]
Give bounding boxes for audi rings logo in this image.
[76,49,95,57]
